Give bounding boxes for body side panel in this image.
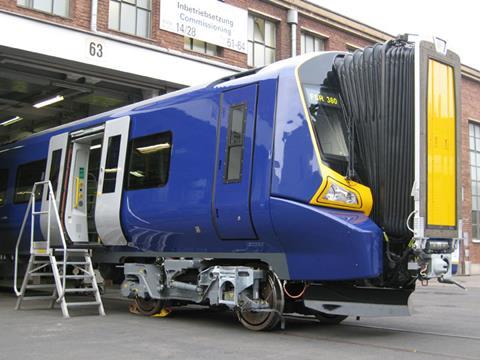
[270,197,383,280]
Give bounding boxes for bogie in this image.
[122,258,287,330]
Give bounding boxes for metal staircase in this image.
[13,181,105,318]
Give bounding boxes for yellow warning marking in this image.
[427,59,456,227]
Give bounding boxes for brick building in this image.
[1,0,479,273]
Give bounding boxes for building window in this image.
[127,132,172,190]
[224,105,246,183]
[184,37,219,57]
[0,169,8,206]
[17,0,70,17]
[300,32,325,54]
[247,15,276,67]
[109,0,151,38]
[14,159,46,204]
[470,122,480,240]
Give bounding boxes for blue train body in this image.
[0,52,383,281]
[1,39,463,330]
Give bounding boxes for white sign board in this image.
[160,0,248,54]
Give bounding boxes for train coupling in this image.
[411,237,465,289]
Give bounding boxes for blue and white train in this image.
[0,38,462,330]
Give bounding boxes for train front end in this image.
[274,37,462,317]
[120,37,462,330]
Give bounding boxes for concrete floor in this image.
[0,277,479,360]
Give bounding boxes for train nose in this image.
[270,197,383,281]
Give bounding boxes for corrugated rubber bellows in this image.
[334,40,415,241]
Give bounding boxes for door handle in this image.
[0,216,8,221]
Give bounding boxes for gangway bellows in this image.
[13,181,105,318]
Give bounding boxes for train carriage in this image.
[0,36,463,330]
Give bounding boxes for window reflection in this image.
[14,159,46,203]
[127,132,172,190]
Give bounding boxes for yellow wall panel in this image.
[427,59,456,227]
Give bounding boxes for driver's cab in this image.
[40,117,130,247]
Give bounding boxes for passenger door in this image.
[40,133,68,247]
[94,117,130,246]
[213,85,258,239]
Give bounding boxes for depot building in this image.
[1,0,480,273]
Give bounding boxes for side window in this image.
[102,135,121,194]
[49,149,62,194]
[14,159,47,203]
[0,169,8,206]
[127,132,172,190]
[224,104,246,183]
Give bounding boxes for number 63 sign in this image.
[89,41,104,58]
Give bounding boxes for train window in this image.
[49,149,62,195]
[224,105,246,183]
[127,132,172,190]
[103,135,122,194]
[298,55,350,176]
[0,169,8,206]
[14,159,46,203]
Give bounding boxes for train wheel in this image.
[236,272,284,331]
[134,297,165,316]
[314,312,347,324]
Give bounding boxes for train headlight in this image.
[311,168,372,215]
[323,182,359,205]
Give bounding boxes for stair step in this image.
[67,243,103,249]
[32,211,49,215]
[29,273,54,277]
[26,284,56,289]
[21,295,57,301]
[65,275,93,280]
[66,301,100,307]
[62,262,89,265]
[32,261,50,264]
[54,248,90,254]
[64,287,96,293]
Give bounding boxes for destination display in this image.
[304,85,341,109]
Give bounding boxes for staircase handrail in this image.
[13,181,68,297]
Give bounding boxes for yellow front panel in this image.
[427,59,456,227]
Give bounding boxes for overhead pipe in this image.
[287,9,298,58]
[91,0,98,32]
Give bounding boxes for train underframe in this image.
[120,257,415,331]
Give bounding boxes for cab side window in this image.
[224,104,246,183]
[0,169,8,206]
[126,132,172,190]
[14,159,46,203]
